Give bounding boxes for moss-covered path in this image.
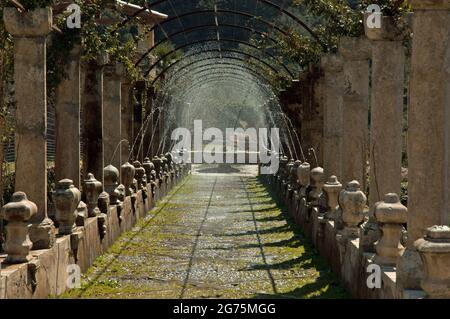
[62,166,347,299]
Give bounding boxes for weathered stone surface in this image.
[338,181,367,239]
[415,225,450,298]
[55,45,82,188]
[399,0,450,291]
[104,165,121,205]
[320,54,344,181]
[103,63,123,170]
[121,80,133,163]
[339,37,370,188]
[3,8,52,37]
[121,162,135,196]
[363,18,405,254]
[4,8,55,249]
[83,173,102,218]
[1,192,36,263]
[82,58,107,185]
[374,194,407,266]
[53,179,81,235]
[324,176,342,221]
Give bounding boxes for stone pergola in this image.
[1,0,450,300]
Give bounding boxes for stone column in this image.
[4,8,55,249]
[103,63,123,170]
[320,54,344,180]
[133,81,145,162]
[338,37,371,188]
[121,79,133,163]
[398,0,450,291]
[143,86,155,158]
[361,16,405,252]
[55,45,81,188]
[82,53,108,185]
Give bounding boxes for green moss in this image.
[60,173,348,299]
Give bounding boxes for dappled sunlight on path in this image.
[62,166,347,299]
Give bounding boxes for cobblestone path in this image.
[62,165,348,299]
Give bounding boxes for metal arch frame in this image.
[180,76,258,95]
[177,72,265,92]
[175,79,267,124]
[179,79,266,112]
[178,73,273,97]
[152,53,274,86]
[164,62,269,87]
[136,9,292,64]
[146,0,322,44]
[139,22,281,63]
[169,66,263,87]
[149,49,287,85]
[162,56,272,84]
[144,38,294,77]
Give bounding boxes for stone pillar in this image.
[320,54,344,180]
[360,16,405,253]
[151,105,161,156]
[338,37,371,188]
[4,8,55,249]
[398,0,450,291]
[133,81,145,162]
[143,86,155,158]
[103,63,123,170]
[55,45,81,188]
[82,53,108,185]
[121,80,133,163]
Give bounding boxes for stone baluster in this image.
[55,44,82,188]
[103,63,124,171]
[323,176,342,221]
[286,160,301,211]
[97,192,109,239]
[166,152,176,183]
[83,173,102,218]
[53,179,81,235]
[338,180,367,239]
[283,159,294,196]
[320,54,344,181]
[133,161,145,191]
[104,165,121,205]
[0,192,37,263]
[361,15,405,254]
[374,193,407,267]
[4,7,56,249]
[397,0,450,292]
[159,154,168,194]
[143,157,156,197]
[416,226,450,299]
[306,167,326,220]
[295,162,311,224]
[338,37,371,188]
[121,162,136,196]
[277,156,288,194]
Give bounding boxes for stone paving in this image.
[61,165,348,299]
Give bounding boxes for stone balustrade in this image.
[0,5,186,299]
